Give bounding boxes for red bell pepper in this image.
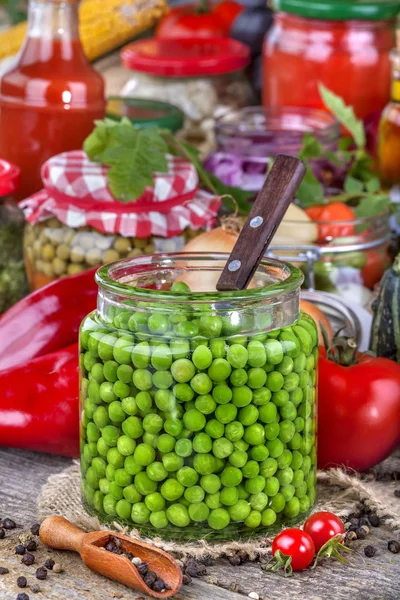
[0,268,97,371]
[0,344,79,457]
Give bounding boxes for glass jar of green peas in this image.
[79,253,318,540]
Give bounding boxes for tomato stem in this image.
[263,550,293,577]
[312,534,352,568]
[321,325,366,367]
[196,0,211,14]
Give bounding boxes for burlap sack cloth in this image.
[38,453,400,560]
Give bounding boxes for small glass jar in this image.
[204,106,340,192]
[79,253,318,540]
[0,160,29,314]
[268,209,391,309]
[263,0,400,120]
[23,220,204,291]
[120,38,255,147]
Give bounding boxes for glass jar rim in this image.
[287,206,390,228]
[96,252,304,304]
[271,0,400,21]
[215,106,340,141]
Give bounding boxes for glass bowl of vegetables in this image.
[268,202,391,309]
[79,252,318,540]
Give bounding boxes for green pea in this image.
[247,341,267,367]
[193,454,216,476]
[264,476,280,497]
[113,337,134,365]
[99,382,117,404]
[114,468,133,488]
[250,445,269,462]
[162,452,184,472]
[205,419,225,439]
[250,492,269,512]
[229,500,251,522]
[121,397,138,416]
[146,462,168,482]
[174,320,198,338]
[212,438,233,459]
[221,466,242,487]
[238,405,259,426]
[269,492,285,513]
[152,371,173,390]
[132,369,152,391]
[205,492,222,509]
[122,416,143,439]
[227,344,248,369]
[261,508,277,527]
[142,413,164,434]
[215,403,237,424]
[232,386,252,408]
[195,394,216,415]
[193,432,213,453]
[292,325,313,356]
[279,330,301,358]
[225,421,244,442]
[192,345,213,370]
[183,409,206,432]
[167,503,190,528]
[211,384,232,405]
[252,387,272,406]
[245,475,265,495]
[244,510,262,528]
[154,390,175,412]
[134,472,158,496]
[86,467,99,490]
[284,496,301,518]
[277,356,294,376]
[161,479,184,501]
[103,494,117,515]
[266,371,284,392]
[97,438,110,458]
[265,339,284,365]
[148,314,169,335]
[109,481,123,500]
[208,359,232,383]
[266,438,284,459]
[247,368,267,390]
[102,425,120,447]
[229,449,248,468]
[87,422,100,443]
[220,487,239,507]
[243,423,265,446]
[93,406,110,429]
[99,478,110,495]
[131,502,151,524]
[290,388,303,407]
[107,448,125,469]
[208,508,230,530]
[210,338,226,358]
[174,438,192,458]
[259,402,278,424]
[173,383,194,403]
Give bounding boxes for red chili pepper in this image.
[0,268,97,371]
[0,344,79,457]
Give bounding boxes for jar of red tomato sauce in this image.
[0,0,106,201]
[263,0,400,121]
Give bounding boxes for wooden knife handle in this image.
[40,516,86,553]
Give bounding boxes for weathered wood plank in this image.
[0,448,400,600]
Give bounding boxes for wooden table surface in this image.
[0,447,399,600]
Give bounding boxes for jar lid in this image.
[121,37,251,77]
[271,0,400,20]
[106,97,185,132]
[0,159,21,196]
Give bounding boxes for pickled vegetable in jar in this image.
[20,150,221,290]
[205,106,340,193]
[379,43,400,189]
[0,160,29,314]
[79,253,318,540]
[263,0,400,121]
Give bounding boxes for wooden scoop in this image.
[40,516,183,599]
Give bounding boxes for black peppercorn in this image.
[44,559,55,570]
[359,518,369,527]
[183,573,192,585]
[2,518,16,530]
[394,489,400,498]
[137,562,148,577]
[349,517,360,528]
[388,540,400,554]
[26,541,37,552]
[201,556,213,567]
[105,541,116,553]
[17,576,27,588]
[0,528,5,539]
[143,571,157,588]
[152,578,166,593]
[356,526,369,540]
[35,567,47,581]
[0,567,9,575]
[185,558,207,578]
[368,515,381,528]
[21,554,35,566]
[15,545,26,556]
[364,545,377,558]
[345,531,358,543]
[30,585,40,594]
[30,524,40,537]
[228,555,241,566]
[16,594,29,600]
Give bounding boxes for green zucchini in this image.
[370,256,400,362]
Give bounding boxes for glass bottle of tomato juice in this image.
[0,0,106,201]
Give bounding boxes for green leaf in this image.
[366,177,381,194]
[344,176,364,194]
[296,167,325,208]
[354,194,391,220]
[319,84,366,149]
[338,137,353,152]
[84,120,169,201]
[299,133,323,160]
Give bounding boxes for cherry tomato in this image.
[272,528,315,571]
[303,512,345,552]
[305,202,355,241]
[361,248,389,289]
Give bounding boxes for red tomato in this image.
[156,1,243,39]
[303,512,345,552]
[318,349,400,471]
[361,248,389,289]
[305,202,355,241]
[272,528,315,571]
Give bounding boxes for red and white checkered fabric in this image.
[20,151,221,238]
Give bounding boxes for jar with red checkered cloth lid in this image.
[20,150,221,291]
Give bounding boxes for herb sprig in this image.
[84,119,252,215]
[297,85,390,219]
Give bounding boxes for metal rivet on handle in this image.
[228,260,241,272]
[250,216,263,228]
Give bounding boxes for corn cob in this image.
[0,0,168,63]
